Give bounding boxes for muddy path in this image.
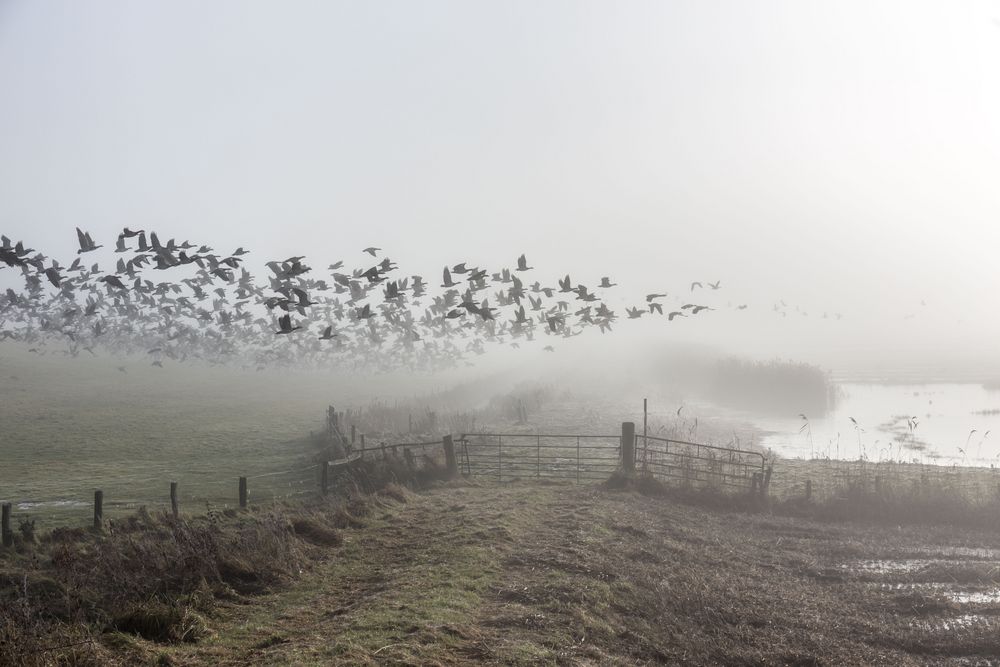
[161,481,1000,666]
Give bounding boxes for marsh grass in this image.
[708,357,835,416]
[766,458,1000,529]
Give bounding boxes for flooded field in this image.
[756,383,1000,464]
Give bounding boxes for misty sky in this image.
[1,1,999,372]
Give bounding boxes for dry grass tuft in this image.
[291,518,342,547]
[378,483,409,504]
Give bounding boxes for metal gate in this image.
[636,434,767,491]
[457,432,621,482]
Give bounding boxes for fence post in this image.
[170,481,179,518]
[404,448,415,471]
[621,422,636,474]
[577,436,581,484]
[239,477,248,509]
[351,424,356,446]
[642,398,648,468]
[321,461,330,496]
[93,490,103,530]
[1,503,12,547]
[443,435,457,477]
[805,479,812,502]
[761,465,772,498]
[360,434,366,449]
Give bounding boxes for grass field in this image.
[0,351,350,525]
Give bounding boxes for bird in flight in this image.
[690,282,702,291]
[76,228,102,254]
[708,281,721,290]
[275,314,301,335]
[599,277,616,288]
[516,254,533,271]
[363,247,380,257]
[441,267,457,288]
[646,293,667,302]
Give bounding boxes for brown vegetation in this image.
[6,470,1000,665]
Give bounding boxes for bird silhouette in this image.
[0,226,750,373]
[76,228,102,254]
[275,314,301,334]
[441,267,457,288]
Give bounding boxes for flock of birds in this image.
[0,228,724,371]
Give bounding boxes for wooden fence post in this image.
[351,424,356,446]
[321,461,330,496]
[360,434,366,448]
[621,422,636,474]
[239,477,248,509]
[805,479,812,502]
[760,466,772,498]
[404,448,415,471]
[93,490,103,530]
[170,481,179,518]
[443,435,457,477]
[1,503,12,548]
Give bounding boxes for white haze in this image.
[2,0,999,377]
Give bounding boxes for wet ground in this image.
[143,481,1000,665]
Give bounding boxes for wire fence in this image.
[0,417,773,543]
[0,463,326,531]
[770,458,1000,504]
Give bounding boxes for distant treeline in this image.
[707,358,835,416]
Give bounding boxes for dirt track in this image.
[166,481,1000,666]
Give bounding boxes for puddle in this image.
[843,557,998,576]
[950,590,1000,604]
[904,546,1000,560]
[871,582,1000,605]
[841,559,933,574]
[910,614,990,631]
